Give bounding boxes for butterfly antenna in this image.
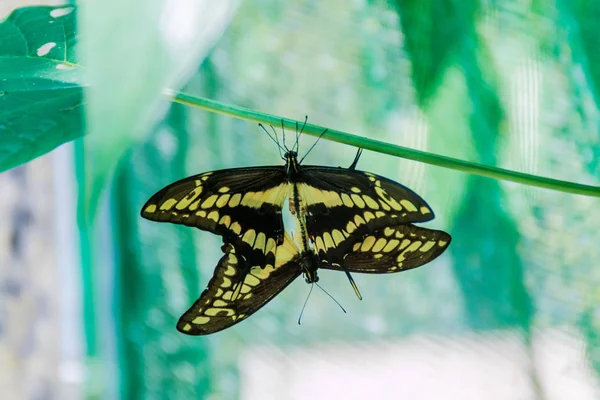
[281,119,288,151]
[259,123,284,159]
[315,282,346,314]
[294,115,308,154]
[298,283,315,325]
[299,128,328,164]
[348,148,363,170]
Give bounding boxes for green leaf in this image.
[0,6,83,172]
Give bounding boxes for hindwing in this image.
[177,233,302,335]
[320,224,451,274]
[141,167,288,265]
[298,166,435,264]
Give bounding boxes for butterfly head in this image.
[285,150,301,177]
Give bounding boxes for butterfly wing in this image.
[177,233,302,335]
[298,166,436,264]
[320,224,451,274]
[141,167,288,265]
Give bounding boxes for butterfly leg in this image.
[348,148,363,170]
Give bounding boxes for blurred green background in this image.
[1,1,600,399]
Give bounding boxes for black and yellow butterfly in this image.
[141,127,451,334]
[177,225,450,335]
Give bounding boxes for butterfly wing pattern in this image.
[141,167,289,266]
[297,166,437,266]
[142,141,452,335]
[322,224,451,274]
[177,233,303,335]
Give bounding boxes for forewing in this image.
[299,166,435,263]
[321,224,451,274]
[141,167,288,264]
[177,234,302,335]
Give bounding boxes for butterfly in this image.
[177,225,450,335]
[141,122,451,334]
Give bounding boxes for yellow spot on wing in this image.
[332,229,345,245]
[266,238,277,255]
[250,266,269,279]
[420,241,436,252]
[241,285,252,294]
[354,215,366,226]
[274,233,299,268]
[400,200,418,212]
[207,211,219,222]
[222,291,233,300]
[372,238,387,252]
[364,211,375,222]
[224,265,236,276]
[315,236,326,252]
[219,215,232,228]
[351,187,361,193]
[351,194,365,208]
[243,229,256,246]
[221,277,232,288]
[216,194,230,208]
[379,201,391,211]
[240,192,256,207]
[383,239,399,252]
[192,316,210,324]
[362,195,379,209]
[159,198,177,211]
[420,206,432,214]
[229,193,242,207]
[245,274,260,286]
[230,222,242,235]
[346,221,357,233]
[397,241,423,261]
[201,195,218,209]
[205,308,234,316]
[144,204,157,213]
[323,232,335,249]
[360,236,376,252]
[438,240,448,247]
[176,187,203,209]
[387,198,403,211]
[218,187,230,193]
[341,193,354,207]
[297,184,342,207]
[182,324,192,331]
[241,185,288,208]
[214,299,228,307]
[255,232,266,252]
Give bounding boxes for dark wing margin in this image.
[320,224,451,274]
[298,166,438,264]
[141,166,288,265]
[177,234,302,335]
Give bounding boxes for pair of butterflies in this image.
[141,127,451,335]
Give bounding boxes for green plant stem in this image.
[172,91,600,198]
